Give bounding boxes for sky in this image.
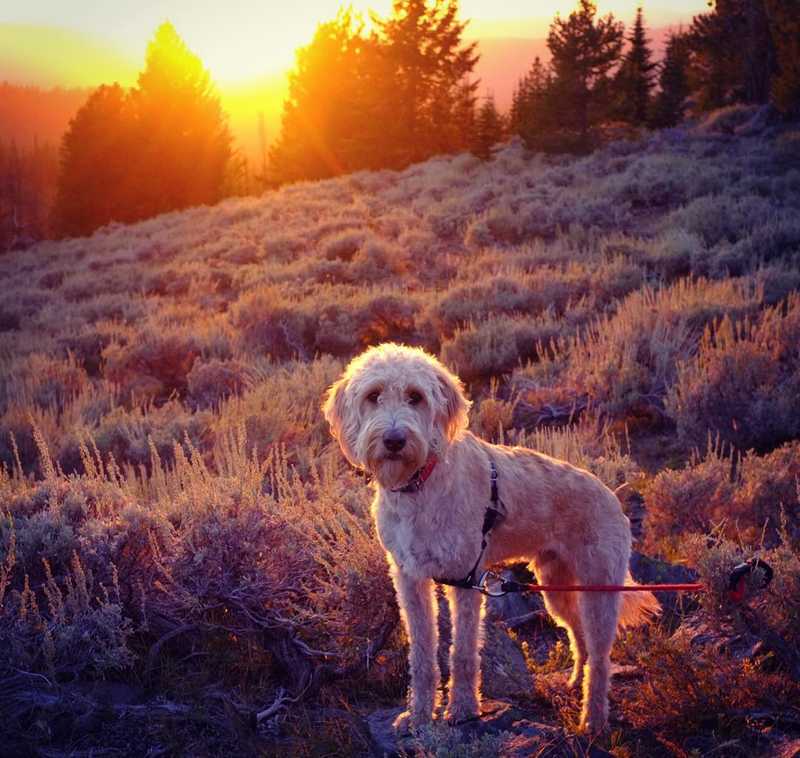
[2,0,706,86]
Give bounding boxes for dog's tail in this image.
[617,571,661,627]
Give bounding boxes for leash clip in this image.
[476,570,507,597]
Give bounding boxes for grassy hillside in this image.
[1,107,800,755]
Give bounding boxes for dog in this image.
[323,343,658,734]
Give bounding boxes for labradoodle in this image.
[323,343,658,734]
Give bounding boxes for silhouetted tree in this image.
[765,0,800,115]
[650,32,692,127]
[372,0,479,167]
[131,22,231,218]
[53,84,133,237]
[688,0,775,108]
[53,23,232,237]
[270,1,479,183]
[269,11,367,183]
[472,95,503,159]
[613,7,657,124]
[547,0,624,141]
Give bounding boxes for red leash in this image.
[476,558,773,603]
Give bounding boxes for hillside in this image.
[1,109,800,756]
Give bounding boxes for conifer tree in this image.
[650,32,691,127]
[472,95,503,159]
[53,84,133,237]
[269,11,366,183]
[373,0,479,167]
[132,22,231,217]
[547,0,624,141]
[765,0,800,115]
[613,7,657,124]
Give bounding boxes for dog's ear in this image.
[323,374,360,466]
[433,361,471,441]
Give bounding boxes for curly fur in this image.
[323,343,659,734]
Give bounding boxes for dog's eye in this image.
[366,390,381,404]
[408,391,423,406]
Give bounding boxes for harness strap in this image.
[435,459,505,591]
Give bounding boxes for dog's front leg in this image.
[445,586,483,722]
[391,571,439,733]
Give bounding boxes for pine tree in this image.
[53,84,133,237]
[546,0,624,141]
[269,11,366,183]
[613,7,657,124]
[765,0,800,115]
[650,32,691,127]
[132,22,231,217]
[512,58,557,148]
[472,95,503,159]
[688,0,775,108]
[373,0,479,167]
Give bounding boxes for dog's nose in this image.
[383,429,406,453]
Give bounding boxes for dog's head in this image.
[323,343,470,489]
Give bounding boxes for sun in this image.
[184,1,394,84]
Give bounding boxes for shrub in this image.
[186,359,249,409]
[645,441,800,552]
[667,294,800,452]
[104,330,200,403]
[440,314,563,383]
[524,277,766,420]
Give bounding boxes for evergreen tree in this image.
[688,0,775,108]
[472,95,503,159]
[512,57,558,148]
[546,0,624,140]
[613,7,657,124]
[53,84,133,237]
[373,0,479,167]
[53,23,232,237]
[269,11,366,183]
[131,22,231,218]
[765,0,800,115]
[650,32,691,127]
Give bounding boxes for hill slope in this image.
[1,111,800,756]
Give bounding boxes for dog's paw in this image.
[393,709,431,735]
[578,713,609,737]
[444,698,480,725]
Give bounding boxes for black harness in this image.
[434,460,506,591]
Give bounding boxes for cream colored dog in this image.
[323,343,658,734]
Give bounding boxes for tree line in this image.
[509,0,799,152]
[3,0,799,244]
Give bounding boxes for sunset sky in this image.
[3,1,706,86]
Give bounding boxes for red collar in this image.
[392,454,438,493]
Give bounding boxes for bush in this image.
[186,359,249,409]
[440,315,563,383]
[667,294,800,452]
[104,330,200,403]
[524,277,765,420]
[645,441,800,551]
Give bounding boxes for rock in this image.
[436,584,535,701]
[629,551,699,615]
[671,613,763,661]
[366,699,613,758]
[481,621,533,700]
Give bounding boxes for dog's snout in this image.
[383,428,407,453]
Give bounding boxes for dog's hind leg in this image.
[577,590,621,734]
[536,558,588,690]
[444,586,484,723]
[392,571,439,731]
